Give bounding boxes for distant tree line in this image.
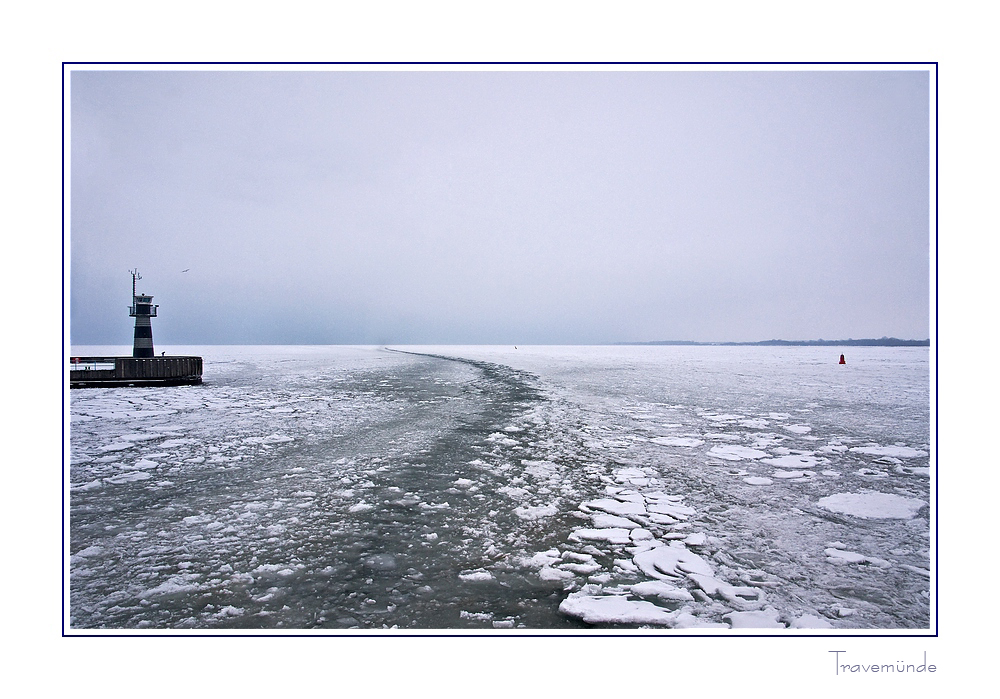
[619,338,930,347]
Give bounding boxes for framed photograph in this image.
[65,63,934,638]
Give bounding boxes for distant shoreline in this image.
[616,338,930,347]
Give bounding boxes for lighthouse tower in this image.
[128,269,158,358]
[69,270,201,387]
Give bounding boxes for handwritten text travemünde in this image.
[829,651,937,675]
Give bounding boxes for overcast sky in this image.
[70,68,930,345]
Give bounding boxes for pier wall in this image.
[70,356,203,387]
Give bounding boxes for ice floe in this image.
[702,414,743,424]
[141,574,203,598]
[105,471,152,484]
[559,590,678,625]
[708,445,769,461]
[242,434,294,444]
[723,608,784,628]
[761,454,821,469]
[487,432,519,446]
[459,569,493,582]
[849,445,928,458]
[570,528,633,545]
[540,566,575,581]
[581,498,648,518]
[651,436,705,448]
[824,548,891,568]
[629,580,695,602]
[633,543,714,579]
[688,573,765,610]
[70,545,104,564]
[789,613,834,629]
[646,500,695,520]
[817,492,925,519]
[498,485,530,500]
[772,470,815,479]
[514,503,559,520]
[98,442,133,452]
[591,513,641,529]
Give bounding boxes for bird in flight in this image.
[181,268,190,273]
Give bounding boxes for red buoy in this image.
[839,354,846,364]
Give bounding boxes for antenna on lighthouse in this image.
[129,269,142,298]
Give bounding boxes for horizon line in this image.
[70,336,932,348]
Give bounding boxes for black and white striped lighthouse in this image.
[128,269,158,358]
[69,270,202,388]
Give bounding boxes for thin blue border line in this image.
[61,60,936,66]
[61,63,67,637]
[64,631,929,639]
[62,60,939,638]
[934,63,939,634]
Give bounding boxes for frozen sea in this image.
[67,345,932,631]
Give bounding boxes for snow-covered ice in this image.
[817,492,926,519]
[724,608,785,629]
[849,445,928,458]
[559,590,678,625]
[708,445,769,461]
[762,454,822,469]
[651,436,705,448]
[69,344,931,631]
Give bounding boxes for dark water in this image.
[70,349,594,629]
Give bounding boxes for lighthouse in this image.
[128,269,158,358]
[69,270,202,388]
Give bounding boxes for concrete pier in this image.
[70,355,203,388]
